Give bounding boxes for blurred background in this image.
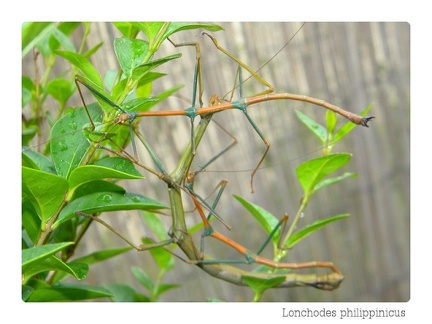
[23,22,410,301]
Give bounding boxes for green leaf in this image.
[141,211,169,241]
[133,22,167,45]
[287,214,350,248]
[22,255,88,284]
[242,275,286,300]
[52,247,133,283]
[233,195,280,244]
[132,266,154,291]
[55,50,103,87]
[68,157,143,193]
[114,37,150,77]
[22,147,56,174]
[73,246,133,265]
[22,22,56,57]
[313,172,357,195]
[47,78,74,105]
[129,84,183,113]
[142,238,175,271]
[22,167,68,227]
[123,96,160,112]
[326,110,337,135]
[50,104,102,179]
[162,22,224,41]
[72,180,126,199]
[103,284,148,302]
[84,41,104,59]
[51,27,76,52]
[22,200,41,244]
[131,53,182,82]
[22,242,74,266]
[155,283,180,296]
[295,110,327,145]
[25,283,112,302]
[113,22,140,38]
[22,243,77,282]
[296,153,352,196]
[56,192,168,227]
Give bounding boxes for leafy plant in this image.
[22,22,223,302]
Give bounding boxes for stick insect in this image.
[72,25,349,292]
[113,25,374,192]
[76,110,344,291]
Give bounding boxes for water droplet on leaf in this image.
[97,194,112,203]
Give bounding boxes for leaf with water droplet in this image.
[50,103,103,178]
[96,193,113,203]
[55,191,168,228]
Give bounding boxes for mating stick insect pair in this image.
[65,24,373,292]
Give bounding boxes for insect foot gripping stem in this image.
[359,116,375,127]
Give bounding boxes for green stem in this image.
[277,195,309,262]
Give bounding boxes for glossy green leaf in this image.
[23,255,88,284]
[55,192,168,228]
[68,157,143,193]
[55,50,103,87]
[72,180,126,199]
[22,242,74,267]
[131,53,182,82]
[50,104,102,178]
[114,37,149,77]
[22,148,56,174]
[296,153,351,196]
[113,22,140,38]
[25,283,112,302]
[287,214,350,248]
[22,199,41,245]
[133,22,167,45]
[22,167,68,227]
